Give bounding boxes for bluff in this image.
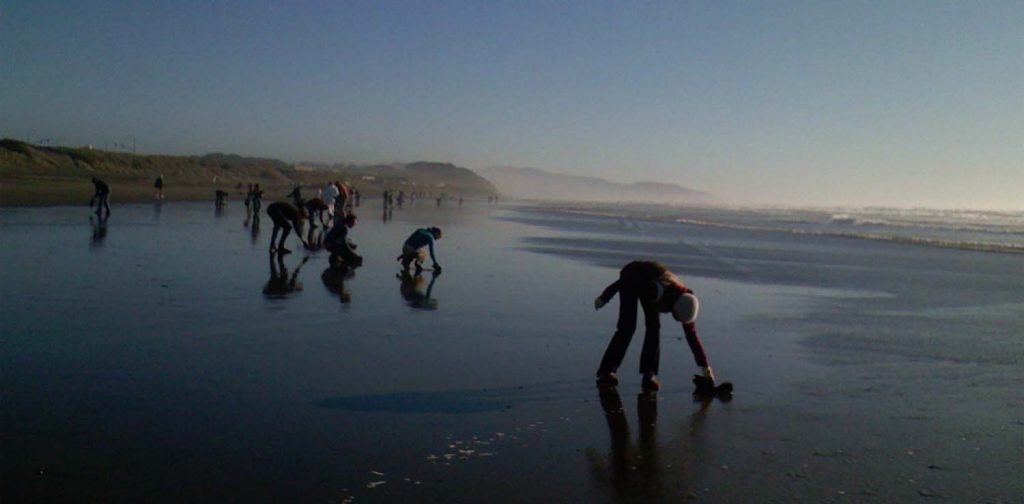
[0,139,498,205]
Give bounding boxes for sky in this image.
[1,1,1021,209]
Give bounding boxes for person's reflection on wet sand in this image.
[590,387,715,501]
[382,205,392,223]
[89,214,109,248]
[263,253,309,298]
[321,255,357,304]
[397,270,439,310]
[250,217,260,245]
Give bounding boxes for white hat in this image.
[672,293,699,323]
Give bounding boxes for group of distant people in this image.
[86,176,726,396]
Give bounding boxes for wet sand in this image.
[1,202,1021,503]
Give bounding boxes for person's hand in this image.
[594,296,607,310]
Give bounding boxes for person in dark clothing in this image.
[90,177,111,217]
[324,214,361,266]
[398,226,442,273]
[305,198,330,228]
[266,201,308,254]
[287,186,303,207]
[154,175,164,200]
[215,189,228,208]
[594,261,710,392]
[251,184,264,217]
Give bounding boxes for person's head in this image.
[429,226,442,239]
[345,214,358,228]
[671,293,700,323]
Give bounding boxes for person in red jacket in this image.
[594,260,715,393]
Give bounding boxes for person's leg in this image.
[278,223,292,252]
[401,244,417,270]
[638,298,661,376]
[269,226,280,251]
[597,287,639,377]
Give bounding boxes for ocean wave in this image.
[674,217,1024,254]
[542,207,1024,255]
[828,213,1024,235]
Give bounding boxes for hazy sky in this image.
[2,1,1021,209]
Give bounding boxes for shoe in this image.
[642,374,661,392]
[692,375,716,396]
[596,372,619,386]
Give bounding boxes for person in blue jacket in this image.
[398,226,442,273]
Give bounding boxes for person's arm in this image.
[427,236,439,266]
[594,280,621,309]
[682,321,710,370]
[292,218,310,247]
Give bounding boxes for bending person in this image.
[593,260,710,393]
[325,214,361,265]
[398,226,442,273]
[266,201,308,254]
[90,177,111,217]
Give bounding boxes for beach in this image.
[1,201,1021,503]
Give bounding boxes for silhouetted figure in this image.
[305,198,330,227]
[244,183,254,221]
[398,226,442,273]
[251,184,264,224]
[322,256,357,304]
[154,174,164,200]
[382,205,392,223]
[397,270,439,310]
[353,188,361,207]
[594,261,708,393]
[266,201,309,254]
[215,189,228,208]
[89,177,111,217]
[305,224,324,251]
[287,186,303,207]
[325,214,361,266]
[263,253,308,298]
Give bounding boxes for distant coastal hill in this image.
[0,139,498,205]
[477,166,713,204]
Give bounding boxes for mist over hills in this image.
[477,166,713,204]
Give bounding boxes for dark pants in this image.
[268,206,292,249]
[598,280,661,376]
